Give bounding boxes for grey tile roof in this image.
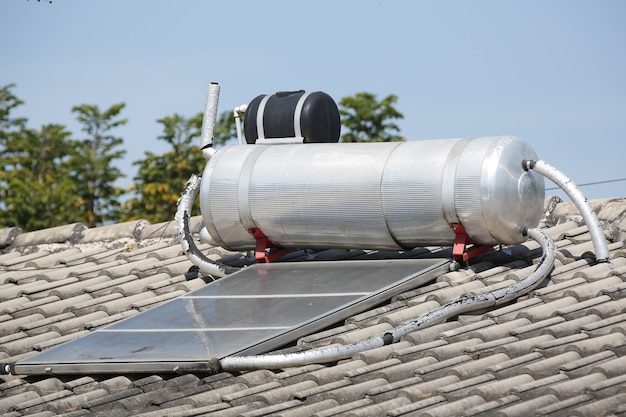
[1,196,626,416]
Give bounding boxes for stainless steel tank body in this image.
[199,135,544,251]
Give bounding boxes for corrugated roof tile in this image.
[12,389,74,414]
[29,294,94,317]
[396,375,460,402]
[377,300,441,326]
[350,340,412,364]
[1,332,62,356]
[4,295,61,318]
[415,355,472,380]
[467,318,530,341]
[49,311,108,334]
[463,394,522,416]
[492,393,560,417]
[530,276,587,302]
[464,336,520,357]
[24,248,82,269]
[569,393,626,417]
[417,395,487,417]
[84,309,138,330]
[109,273,175,296]
[437,373,495,400]
[581,312,626,336]
[276,399,340,417]
[293,379,351,401]
[82,387,144,411]
[386,396,448,417]
[346,301,406,325]
[1,251,51,268]
[587,297,626,319]
[110,386,177,411]
[536,333,589,356]
[0,296,32,315]
[302,359,367,385]
[250,380,316,406]
[0,390,41,412]
[0,313,46,337]
[330,323,392,344]
[48,277,110,299]
[323,377,387,403]
[565,332,626,357]
[371,356,436,383]
[95,291,156,315]
[116,241,170,262]
[445,352,510,379]
[516,296,579,321]
[342,358,401,383]
[45,387,111,414]
[590,354,626,378]
[585,373,626,400]
[519,351,581,378]
[467,373,533,402]
[545,373,606,400]
[18,311,75,333]
[428,338,484,361]
[70,292,124,315]
[425,281,485,305]
[541,314,599,338]
[535,393,595,416]
[312,398,374,417]
[402,321,461,345]
[484,297,543,323]
[564,277,624,301]
[559,350,617,379]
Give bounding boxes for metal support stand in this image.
[249,229,292,263]
[449,223,492,263]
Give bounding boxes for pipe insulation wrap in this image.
[524,159,610,262]
[201,82,220,160]
[175,174,227,278]
[218,227,555,372]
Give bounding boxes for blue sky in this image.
[2,0,625,201]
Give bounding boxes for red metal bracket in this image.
[249,228,292,263]
[449,223,492,263]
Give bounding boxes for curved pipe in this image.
[175,174,228,278]
[219,227,555,371]
[523,159,610,263]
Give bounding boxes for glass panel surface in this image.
[15,258,448,374]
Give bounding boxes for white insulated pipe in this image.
[523,159,610,263]
[200,82,220,160]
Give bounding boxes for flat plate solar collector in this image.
[14,258,449,375]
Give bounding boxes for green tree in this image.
[123,109,238,223]
[122,112,206,222]
[0,124,82,230]
[70,103,127,227]
[0,84,26,138]
[339,92,405,142]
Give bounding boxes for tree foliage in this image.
[339,92,405,142]
[0,123,82,230]
[122,113,205,223]
[70,103,127,228]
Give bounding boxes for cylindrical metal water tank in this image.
[199,136,544,251]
